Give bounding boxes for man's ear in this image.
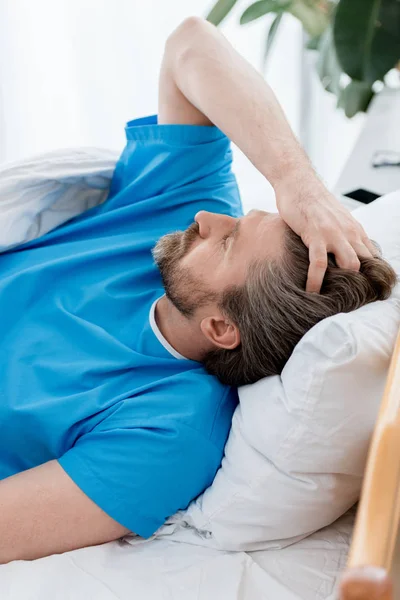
[200,315,240,350]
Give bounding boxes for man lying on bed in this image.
[0,17,396,564]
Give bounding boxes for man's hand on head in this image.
[158,16,377,291]
[275,175,378,293]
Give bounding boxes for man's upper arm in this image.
[0,460,130,564]
[158,18,212,126]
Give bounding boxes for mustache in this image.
[181,221,200,251]
[152,221,200,266]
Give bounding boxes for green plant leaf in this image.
[240,0,291,25]
[368,0,400,83]
[316,25,342,96]
[337,80,374,118]
[289,0,330,38]
[206,0,238,26]
[333,0,400,84]
[263,12,284,66]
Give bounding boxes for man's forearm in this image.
[168,17,318,196]
[166,18,375,293]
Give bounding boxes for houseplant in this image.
[206,0,400,117]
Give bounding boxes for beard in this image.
[152,222,217,317]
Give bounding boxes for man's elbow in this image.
[165,17,214,71]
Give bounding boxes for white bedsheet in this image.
[0,508,354,600]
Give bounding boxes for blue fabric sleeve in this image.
[104,114,244,220]
[58,414,223,538]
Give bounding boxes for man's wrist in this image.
[271,162,324,209]
[263,144,317,193]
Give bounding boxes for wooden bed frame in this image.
[340,329,400,600]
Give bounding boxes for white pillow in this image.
[179,190,400,551]
[0,147,118,252]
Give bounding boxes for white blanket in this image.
[0,508,354,600]
[0,148,118,252]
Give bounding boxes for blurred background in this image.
[0,0,399,212]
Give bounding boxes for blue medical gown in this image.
[0,115,243,537]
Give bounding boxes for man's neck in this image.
[154,295,208,362]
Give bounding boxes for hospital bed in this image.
[0,149,399,600]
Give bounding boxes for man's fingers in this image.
[363,236,382,257]
[350,241,374,260]
[305,234,378,294]
[333,241,361,271]
[306,244,328,293]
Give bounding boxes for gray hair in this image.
[202,227,397,387]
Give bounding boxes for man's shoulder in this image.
[98,367,238,452]
[165,368,238,447]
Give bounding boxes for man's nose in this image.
[195,211,236,239]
